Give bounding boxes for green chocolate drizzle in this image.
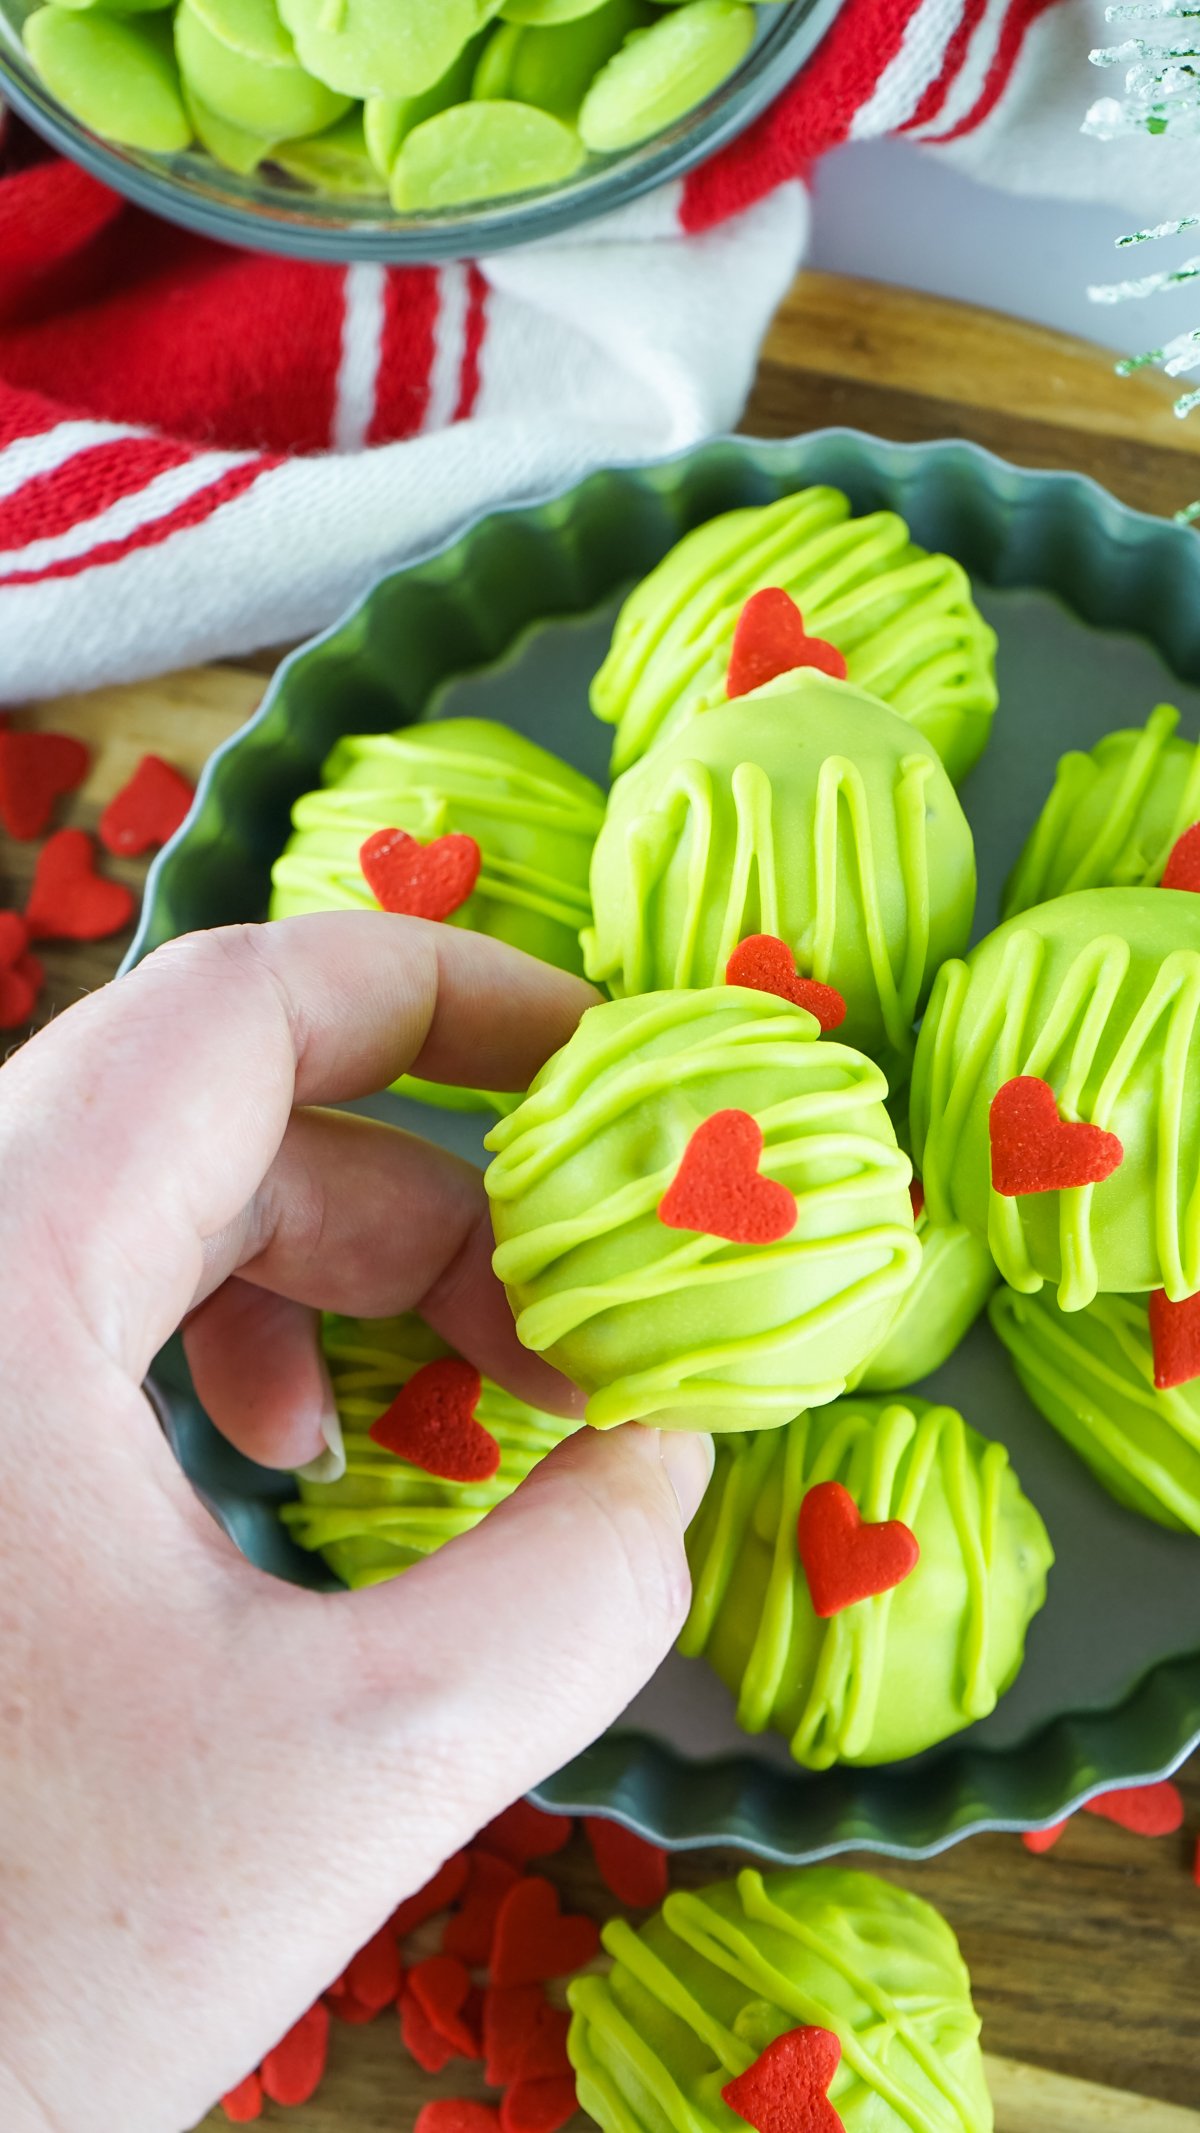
[591,486,998,782]
[567,1866,993,2133]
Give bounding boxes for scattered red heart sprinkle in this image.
[369,1359,500,1482]
[722,2024,845,2133]
[725,935,846,1031]
[583,1818,669,1909]
[500,2077,579,2133]
[1021,1822,1069,1854]
[0,949,42,1030]
[989,1076,1124,1196]
[400,1985,457,2073]
[726,588,848,699]
[345,1920,404,2013]
[1082,1780,1185,1837]
[324,1978,380,2025]
[416,2104,502,2133]
[1161,822,1200,892]
[490,1874,601,1989]
[220,2072,263,2123]
[98,753,194,856]
[24,827,136,943]
[797,1481,920,1619]
[0,728,89,840]
[483,1984,572,2087]
[443,1848,522,1966]
[360,827,482,921]
[409,1955,482,2059]
[659,1110,797,1245]
[478,1799,574,1868]
[909,1178,925,1222]
[392,1851,470,1937]
[1148,1289,1200,1390]
[260,2001,330,2108]
[0,912,28,967]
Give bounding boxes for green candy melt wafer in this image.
[500,0,613,20]
[277,0,479,98]
[473,0,648,120]
[183,80,274,168]
[390,97,583,208]
[579,0,756,150]
[274,106,386,191]
[175,0,350,137]
[185,0,296,63]
[363,32,483,176]
[23,9,192,151]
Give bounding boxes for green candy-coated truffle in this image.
[568,1866,994,2133]
[850,1210,997,1392]
[280,1311,578,1587]
[591,485,998,781]
[680,1396,1052,1767]
[1003,703,1200,917]
[270,717,604,1110]
[990,1285,1200,1536]
[911,887,1200,1310]
[582,671,977,1071]
[485,988,920,1432]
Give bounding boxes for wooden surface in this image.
[2,273,1199,2125]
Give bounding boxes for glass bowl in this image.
[0,0,840,262]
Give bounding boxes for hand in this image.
[0,914,712,2133]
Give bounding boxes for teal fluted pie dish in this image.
[129,430,1200,1860]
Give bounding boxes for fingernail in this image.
[295,1403,346,1486]
[658,1432,715,1528]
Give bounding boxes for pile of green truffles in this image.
[21,0,789,209]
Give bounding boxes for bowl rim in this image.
[127,427,1200,1859]
[0,0,844,263]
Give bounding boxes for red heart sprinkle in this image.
[478,1799,574,1868]
[1082,1780,1184,1836]
[417,2105,502,2133]
[260,2002,329,2108]
[583,1818,669,1909]
[369,1359,500,1482]
[400,1985,456,2073]
[443,1848,521,1966]
[908,1178,925,1222]
[345,1921,404,2013]
[483,1985,572,2086]
[0,728,89,840]
[722,2025,845,2133]
[1021,1821,1069,1855]
[725,935,846,1031]
[0,950,42,1031]
[25,828,136,944]
[360,827,481,921]
[324,1980,380,2025]
[989,1076,1124,1196]
[490,1875,600,1989]
[797,1481,920,1618]
[500,2077,579,2133]
[727,588,848,700]
[1162,822,1200,891]
[1148,1289,1200,1390]
[221,2072,263,2123]
[0,912,28,967]
[98,753,194,857]
[659,1110,797,1245]
[392,1851,470,1937]
[409,1955,482,2059]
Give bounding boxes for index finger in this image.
[0,912,595,1374]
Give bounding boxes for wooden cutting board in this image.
[2,273,1198,2128]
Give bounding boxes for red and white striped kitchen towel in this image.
[0,0,1188,703]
